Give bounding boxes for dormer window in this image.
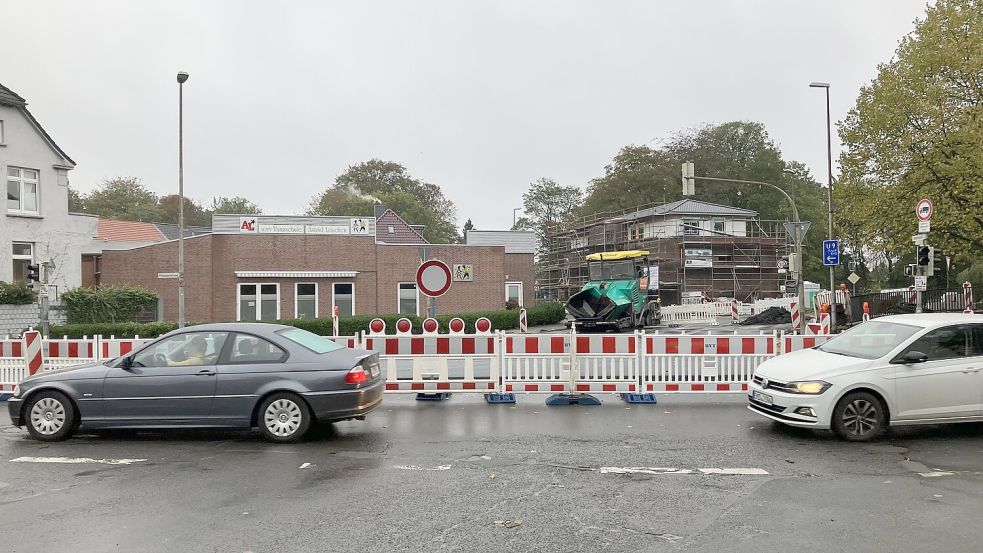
[7,167,39,215]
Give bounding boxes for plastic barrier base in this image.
[484,393,516,404]
[621,393,658,404]
[415,393,452,401]
[545,393,601,406]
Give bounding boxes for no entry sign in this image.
[416,260,452,297]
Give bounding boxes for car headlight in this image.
[789,381,831,395]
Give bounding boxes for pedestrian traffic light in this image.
[27,264,40,282]
[904,264,915,277]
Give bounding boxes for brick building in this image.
[100,211,535,323]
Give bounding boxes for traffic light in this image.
[27,264,40,283]
[933,248,945,274]
[916,246,931,267]
[904,264,915,277]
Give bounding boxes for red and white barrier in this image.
[964,282,974,314]
[395,318,413,335]
[820,312,831,335]
[501,333,571,393]
[24,331,43,376]
[731,300,739,325]
[519,308,528,333]
[640,333,775,394]
[448,318,466,334]
[421,318,440,335]
[790,301,801,332]
[363,334,499,393]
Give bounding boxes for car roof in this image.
[174,322,292,336]
[874,313,983,328]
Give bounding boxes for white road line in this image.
[600,466,769,476]
[393,464,451,471]
[699,468,770,475]
[9,456,146,465]
[919,471,954,478]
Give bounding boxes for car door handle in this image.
[196,369,216,376]
[961,368,981,374]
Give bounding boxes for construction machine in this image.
[565,250,662,331]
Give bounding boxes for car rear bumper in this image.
[303,379,384,422]
[7,398,23,427]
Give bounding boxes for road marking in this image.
[9,456,146,465]
[393,464,451,471]
[919,471,954,478]
[699,468,770,475]
[600,466,768,476]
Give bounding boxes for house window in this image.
[682,219,701,236]
[398,283,418,315]
[238,283,279,321]
[713,220,726,234]
[506,282,524,307]
[388,225,396,234]
[333,282,354,317]
[295,283,317,319]
[0,120,5,144]
[8,167,39,214]
[12,242,33,283]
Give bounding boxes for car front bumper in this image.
[7,398,23,427]
[746,381,835,430]
[303,378,384,422]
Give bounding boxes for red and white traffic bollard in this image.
[964,281,974,314]
[790,301,801,333]
[332,306,340,337]
[731,300,739,325]
[519,307,528,333]
[23,330,43,376]
[820,312,831,335]
[862,301,871,322]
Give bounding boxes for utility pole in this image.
[810,81,836,331]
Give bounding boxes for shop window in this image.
[333,282,354,317]
[398,283,418,316]
[12,242,33,283]
[238,283,279,321]
[295,283,317,319]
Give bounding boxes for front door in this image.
[102,332,229,424]
[893,325,981,421]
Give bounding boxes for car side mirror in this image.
[899,351,929,364]
[120,356,134,370]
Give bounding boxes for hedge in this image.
[47,302,568,339]
[0,281,36,305]
[61,285,159,324]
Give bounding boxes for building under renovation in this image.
[538,199,789,305]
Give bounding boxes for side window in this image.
[904,326,970,361]
[132,332,228,368]
[970,325,983,358]
[227,334,287,364]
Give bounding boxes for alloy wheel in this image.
[841,399,878,437]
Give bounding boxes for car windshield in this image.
[588,260,637,281]
[816,321,922,360]
[277,328,345,354]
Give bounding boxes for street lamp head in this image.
[177,71,189,84]
[809,81,830,88]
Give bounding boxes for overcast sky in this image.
[2,1,931,231]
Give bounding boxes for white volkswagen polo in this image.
[748,313,983,441]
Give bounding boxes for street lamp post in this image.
[810,81,835,331]
[177,71,189,328]
[513,208,521,228]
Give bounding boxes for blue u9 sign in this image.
[823,240,840,266]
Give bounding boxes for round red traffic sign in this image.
[416,260,452,297]
[916,198,933,222]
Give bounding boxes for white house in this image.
[0,82,97,293]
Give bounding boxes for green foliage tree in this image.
[308,159,460,243]
[209,196,263,215]
[158,194,211,227]
[515,178,583,250]
[838,0,983,274]
[82,177,164,222]
[67,186,85,212]
[582,146,679,216]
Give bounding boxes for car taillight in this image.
[345,367,368,385]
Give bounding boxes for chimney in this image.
[373,204,387,219]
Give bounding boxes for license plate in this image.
[368,364,380,378]
[752,390,773,406]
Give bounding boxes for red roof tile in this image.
[95,219,167,242]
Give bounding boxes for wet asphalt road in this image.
[2,394,983,553]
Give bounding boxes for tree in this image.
[209,196,263,215]
[308,159,460,243]
[67,187,85,212]
[582,146,679,216]
[158,194,211,227]
[515,178,583,259]
[838,0,983,269]
[82,177,164,222]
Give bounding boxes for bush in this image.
[61,285,159,324]
[0,281,37,305]
[47,303,569,338]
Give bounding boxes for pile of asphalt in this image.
[739,306,792,325]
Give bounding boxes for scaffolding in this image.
[538,201,791,305]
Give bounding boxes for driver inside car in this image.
[168,336,208,366]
